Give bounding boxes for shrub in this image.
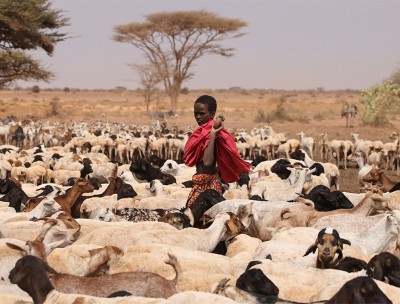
[31,85,40,93]
[360,81,400,126]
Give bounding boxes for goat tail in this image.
[165,252,181,292]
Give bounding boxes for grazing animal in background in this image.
[341,102,358,128]
[11,126,25,148]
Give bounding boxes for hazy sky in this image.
[21,0,400,90]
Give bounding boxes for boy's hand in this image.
[213,115,225,130]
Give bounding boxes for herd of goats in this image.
[0,118,400,303]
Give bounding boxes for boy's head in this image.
[195,95,217,113]
[193,95,217,126]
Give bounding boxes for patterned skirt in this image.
[186,172,223,208]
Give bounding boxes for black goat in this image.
[0,187,29,212]
[236,268,279,298]
[11,126,25,148]
[189,189,226,228]
[334,256,367,273]
[326,277,392,304]
[301,185,353,211]
[271,158,291,179]
[251,155,267,167]
[130,158,176,185]
[366,252,400,287]
[0,177,21,194]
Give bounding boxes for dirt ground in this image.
[1,89,399,193]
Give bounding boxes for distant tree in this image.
[0,0,69,88]
[131,63,162,113]
[360,81,400,126]
[113,10,247,110]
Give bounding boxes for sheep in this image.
[306,189,391,226]
[277,211,400,263]
[0,194,63,225]
[74,220,176,241]
[300,185,354,211]
[330,139,354,170]
[351,133,371,164]
[108,243,249,292]
[160,160,195,179]
[211,276,279,304]
[79,194,118,219]
[168,291,239,304]
[75,212,244,253]
[250,167,316,201]
[318,277,392,304]
[17,165,47,185]
[225,234,262,260]
[347,151,373,190]
[87,162,118,184]
[145,179,188,198]
[311,276,400,303]
[297,131,315,160]
[130,158,176,185]
[291,148,340,190]
[318,132,331,162]
[246,259,364,303]
[9,255,180,303]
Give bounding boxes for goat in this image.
[75,212,244,253]
[130,158,176,185]
[324,277,392,304]
[366,252,400,287]
[303,228,351,269]
[363,165,400,192]
[24,178,95,215]
[9,254,180,301]
[297,131,315,160]
[300,185,353,211]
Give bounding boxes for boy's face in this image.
[194,102,215,126]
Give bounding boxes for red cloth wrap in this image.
[183,120,251,183]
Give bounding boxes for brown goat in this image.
[24,178,95,215]
[363,165,400,192]
[10,253,180,300]
[304,228,351,269]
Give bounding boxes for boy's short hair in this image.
[195,95,217,113]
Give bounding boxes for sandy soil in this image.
[1,89,399,193]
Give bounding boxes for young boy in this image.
[183,95,251,207]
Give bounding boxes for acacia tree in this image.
[113,10,247,110]
[131,63,162,112]
[0,0,69,88]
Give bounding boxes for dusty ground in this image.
[1,89,399,193]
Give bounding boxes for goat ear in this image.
[303,243,317,256]
[5,242,27,256]
[371,260,384,280]
[340,238,351,246]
